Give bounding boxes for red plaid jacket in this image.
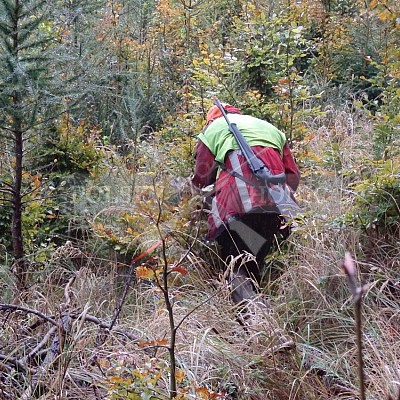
[192,141,300,240]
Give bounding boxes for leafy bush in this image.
[345,158,400,236]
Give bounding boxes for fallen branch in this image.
[20,326,58,364]
[0,353,27,372]
[19,274,76,400]
[1,261,143,399]
[0,303,140,348]
[69,312,140,342]
[0,303,139,342]
[0,303,57,326]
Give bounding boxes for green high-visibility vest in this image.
[198,114,286,164]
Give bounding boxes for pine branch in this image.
[0,0,16,24]
[0,20,12,37]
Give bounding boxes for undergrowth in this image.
[1,106,399,399]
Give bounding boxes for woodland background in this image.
[0,0,399,399]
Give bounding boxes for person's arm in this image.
[282,142,300,192]
[191,140,218,189]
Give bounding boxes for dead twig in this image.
[108,263,136,334]
[342,252,368,400]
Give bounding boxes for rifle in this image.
[213,98,300,220]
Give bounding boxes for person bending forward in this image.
[192,102,300,305]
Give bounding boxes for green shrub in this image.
[345,158,400,236]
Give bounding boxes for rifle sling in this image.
[217,160,285,189]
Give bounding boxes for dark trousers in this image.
[216,211,282,305]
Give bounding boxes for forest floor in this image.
[1,108,400,400]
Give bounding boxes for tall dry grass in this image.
[1,106,399,399]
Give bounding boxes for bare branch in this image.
[20,326,58,364]
[0,180,15,191]
[0,303,58,326]
[0,353,27,372]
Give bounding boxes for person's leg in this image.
[216,226,259,305]
[216,213,282,305]
[218,214,295,348]
[217,215,273,304]
[250,212,284,285]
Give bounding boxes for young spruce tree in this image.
[0,0,66,290]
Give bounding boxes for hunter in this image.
[191,101,300,306]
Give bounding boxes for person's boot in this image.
[230,269,258,305]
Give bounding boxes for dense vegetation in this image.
[0,0,399,399]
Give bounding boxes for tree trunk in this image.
[11,0,27,290]
[12,128,26,290]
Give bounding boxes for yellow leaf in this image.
[98,359,109,367]
[94,222,104,231]
[136,266,154,279]
[303,133,315,142]
[176,369,185,382]
[126,227,135,235]
[132,370,147,379]
[30,173,42,187]
[108,375,124,384]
